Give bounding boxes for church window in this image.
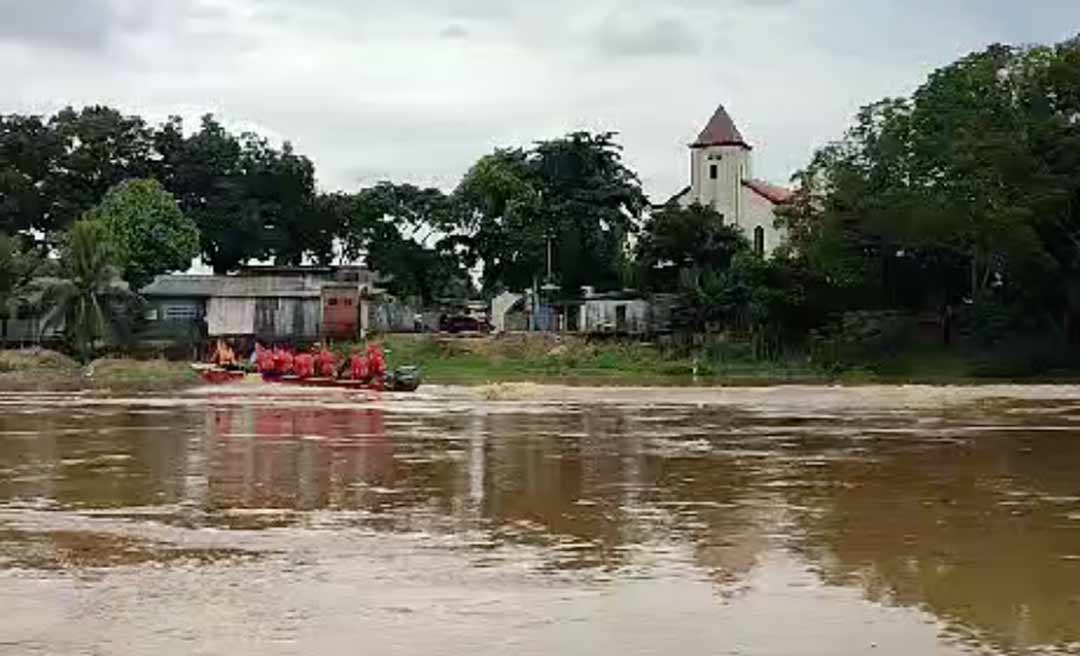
[754,226,765,256]
[709,164,718,180]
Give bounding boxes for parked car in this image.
[438,314,491,334]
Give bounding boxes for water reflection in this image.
[0,393,1079,654]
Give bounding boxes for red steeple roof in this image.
[692,104,751,149]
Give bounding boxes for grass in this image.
[0,349,198,392]
[361,334,827,386]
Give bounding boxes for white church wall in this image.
[742,189,786,257]
[687,144,750,225]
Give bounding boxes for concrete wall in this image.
[371,297,418,333]
[491,292,523,333]
[582,299,651,334]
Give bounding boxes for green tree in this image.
[0,114,62,235]
[636,202,747,292]
[85,179,200,290]
[335,183,473,302]
[156,115,266,273]
[44,106,154,236]
[455,132,646,294]
[39,220,138,363]
[0,233,49,341]
[784,37,1080,341]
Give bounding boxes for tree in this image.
[784,37,1080,341]
[335,183,473,302]
[157,115,264,273]
[455,132,647,294]
[38,220,138,363]
[636,202,748,292]
[44,106,154,236]
[0,233,49,341]
[0,114,62,235]
[85,179,200,290]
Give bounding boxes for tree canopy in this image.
[86,179,200,290]
[454,132,646,294]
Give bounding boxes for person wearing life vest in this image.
[293,347,315,379]
[315,344,337,379]
[366,343,386,388]
[348,350,368,382]
[255,343,275,375]
[274,346,295,376]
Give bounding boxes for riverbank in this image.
[375,334,1080,386]
[0,349,198,392]
[375,334,825,386]
[5,336,1080,392]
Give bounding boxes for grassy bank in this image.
[370,334,825,385]
[0,349,198,392]
[368,334,1080,386]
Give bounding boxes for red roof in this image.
[692,104,751,149]
[743,179,793,204]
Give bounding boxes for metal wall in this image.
[253,298,321,341]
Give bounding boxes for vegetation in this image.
[0,349,196,391]
[38,220,138,363]
[6,35,1080,380]
[87,179,200,290]
[372,334,821,385]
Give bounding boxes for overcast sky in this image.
[2,0,1079,201]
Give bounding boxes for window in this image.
[163,305,198,321]
[754,226,765,256]
[709,164,718,180]
[328,298,339,307]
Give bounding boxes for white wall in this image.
[742,189,786,257]
[582,300,651,334]
[684,144,751,225]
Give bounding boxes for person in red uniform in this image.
[316,345,337,379]
[293,349,315,379]
[348,350,368,381]
[274,347,295,376]
[255,343,275,375]
[366,343,386,389]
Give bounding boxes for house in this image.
[491,287,676,336]
[667,103,794,256]
[140,265,378,344]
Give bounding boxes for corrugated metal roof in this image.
[142,275,325,299]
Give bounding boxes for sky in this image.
[2,0,1080,202]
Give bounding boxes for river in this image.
[1,384,1079,655]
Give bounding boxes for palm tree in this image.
[38,220,138,363]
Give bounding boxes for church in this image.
[667,104,792,256]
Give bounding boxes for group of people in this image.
[253,342,387,383]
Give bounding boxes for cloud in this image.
[593,14,702,57]
[440,24,470,40]
[3,0,1080,202]
[0,0,116,50]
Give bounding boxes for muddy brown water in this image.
[2,384,1080,655]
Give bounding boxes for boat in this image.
[194,364,422,392]
[191,364,246,384]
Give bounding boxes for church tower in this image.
[684,104,752,227]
